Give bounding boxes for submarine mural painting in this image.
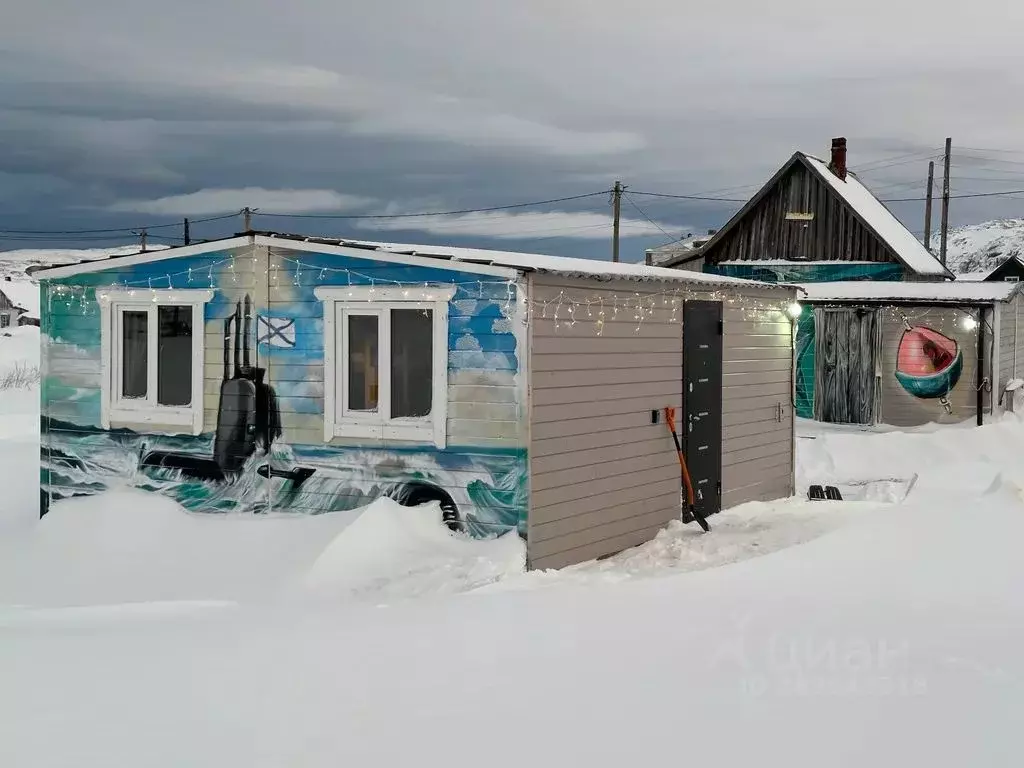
[38,245,528,540]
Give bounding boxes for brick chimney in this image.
[828,137,848,180]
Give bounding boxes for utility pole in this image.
[611,181,623,262]
[939,137,952,267]
[139,229,148,253]
[183,218,191,246]
[923,161,935,252]
[242,206,252,231]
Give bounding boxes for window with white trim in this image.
[100,289,213,434]
[315,286,454,447]
[0,313,10,328]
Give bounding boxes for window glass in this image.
[0,314,9,328]
[348,314,379,412]
[391,308,433,418]
[121,310,148,399]
[157,305,193,406]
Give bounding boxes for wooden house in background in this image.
[663,138,953,284]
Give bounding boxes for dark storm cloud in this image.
[2,0,1024,256]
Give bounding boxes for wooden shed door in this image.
[813,307,879,425]
[682,301,724,522]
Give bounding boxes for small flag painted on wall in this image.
[258,315,296,347]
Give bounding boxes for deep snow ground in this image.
[4,316,1024,766]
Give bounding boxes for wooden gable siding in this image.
[0,289,19,311]
[703,161,905,269]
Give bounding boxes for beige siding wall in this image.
[997,294,1024,401]
[527,275,795,571]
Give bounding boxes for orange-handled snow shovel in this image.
[664,406,710,532]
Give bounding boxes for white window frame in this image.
[0,313,10,328]
[99,288,214,434]
[315,285,454,447]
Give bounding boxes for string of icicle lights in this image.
[47,252,802,334]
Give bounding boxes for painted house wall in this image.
[801,302,991,428]
[527,275,795,570]
[39,242,528,539]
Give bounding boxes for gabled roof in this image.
[957,255,1024,282]
[692,152,953,279]
[0,279,40,318]
[799,280,1021,304]
[31,232,794,291]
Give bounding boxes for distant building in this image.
[957,255,1024,283]
[645,230,716,267]
[665,138,953,283]
[0,277,39,328]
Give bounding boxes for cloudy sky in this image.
[3,0,1024,259]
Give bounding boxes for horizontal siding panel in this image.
[723,381,791,401]
[723,406,784,427]
[723,441,789,467]
[724,357,793,374]
[531,505,676,549]
[722,453,791,486]
[533,396,680,424]
[722,368,791,386]
[447,418,522,441]
[531,451,671,490]
[723,476,793,509]
[532,320,681,340]
[532,438,667,473]
[531,492,676,535]
[533,381,680,407]
[533,366,680,388]
[723,336,792,352]
[529,525,669,571]
[531,465,677,510]
[528,499,679,548]
[533,352,679,372]
[723,426,792,453]
[719,345,793,361]
[531,411,674,441]
[448,401,519,422]
[532,336,680,355]
[532,425,670,457]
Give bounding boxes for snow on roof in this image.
[801,155,951,278]
[0,278,40,318]
[263,234,789,289]
[799,281,1022,304]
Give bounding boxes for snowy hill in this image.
[0,245,166,281]
[941,218,1024,276]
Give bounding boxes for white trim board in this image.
[36,237,255,280]
[33,235,521,281]
[262,237,520,279]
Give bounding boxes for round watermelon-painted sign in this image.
[894,325,963,399]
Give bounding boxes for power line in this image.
[881,188,1024,202]
[623,193,679,244]
[0,211,238,236]
[256,191,612,220]
[628,190,749,202]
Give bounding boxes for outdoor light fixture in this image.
[786,301,803,319]
[962,315,979,331]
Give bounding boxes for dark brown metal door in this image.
[682,300,723,522]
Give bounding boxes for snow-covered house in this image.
[794,281,1024,427]
[958,255,1024,283]
[0,277,40,328]
[665,138,954,283]
[30,232,799,570]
